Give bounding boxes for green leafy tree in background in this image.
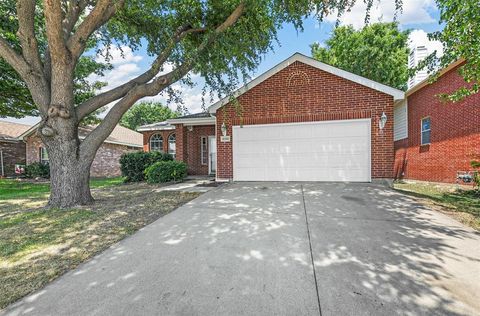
[120,101,179,130]
[427,0,480,101]
[311,22,409,90]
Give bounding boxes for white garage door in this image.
[232,119,371,182]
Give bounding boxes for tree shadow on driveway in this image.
[304,182,480,316]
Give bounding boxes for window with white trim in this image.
[168,133,176,158]
[149,134,164,152]
[200,136,207,165]
[421,117,431,145]
[39,147,49,164]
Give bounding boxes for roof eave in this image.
[167,117,215,125]
[137,126,175,132]
[406,58,466,97]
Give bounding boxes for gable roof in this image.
[209,53,405,113]
[0,120,32,141]
[20,124,143,147]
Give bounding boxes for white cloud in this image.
[88,46,208,116]
[99,45,143,65]
[325,0,437,29]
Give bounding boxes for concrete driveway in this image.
[3,183,480,315]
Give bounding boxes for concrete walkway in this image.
[3,183,480,315]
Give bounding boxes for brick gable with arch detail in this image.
[215,61,395,180]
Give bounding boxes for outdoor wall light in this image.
[221,122,227,137]
[187,125,193,132]
[379,112,387,130]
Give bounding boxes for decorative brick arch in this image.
[286,70,310,87]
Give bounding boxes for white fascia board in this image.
[209,53,405,114]
[167,117,215,125]
[137,126,175,132]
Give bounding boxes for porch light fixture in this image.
[221,122,227,137]
[379,112,387,130]
[187,125,193,132]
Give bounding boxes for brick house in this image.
[20,124,143,177]
[394,59,480,184]
[139,53,404,182]
[0,121,30,177]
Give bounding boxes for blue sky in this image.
[5,0,443,125]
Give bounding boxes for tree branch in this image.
[67,0,122,61]
[79,2,246,155]
[75,24,208,120]
[43,0,68,62]
[63,0,88,38]
[0,38,30,76]
[16,0,44,77]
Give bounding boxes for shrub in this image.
[25,162,50,179]
[145,161,187,184]
[471,160,480,189]
[119,151,173,182]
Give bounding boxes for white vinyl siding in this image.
[232,119,371,182]
[394,100,408,141]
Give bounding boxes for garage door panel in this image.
[235,139,368,155]
[233,119,371,182]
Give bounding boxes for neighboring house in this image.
[394,59,480,184]
[139,53,404,182]
[20,124,143,177]
[0,121,30,177]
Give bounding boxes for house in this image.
[139,53,405,182]
[19,124,143,177]
[0,121,30,177]
[394,59,480,183]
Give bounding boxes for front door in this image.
[208,136,217,175]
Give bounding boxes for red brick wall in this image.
[141,130,175,153]
[0,140,26,177]
[25,135,140,178]
[216,61,395,180]
[394,63,480,183]
[174,124,215,175]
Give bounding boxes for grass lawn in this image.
[0,179,201,309]
[0,177,124,200]
[394,181,480,230]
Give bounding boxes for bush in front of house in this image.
[25,162,50,179]
[144,161,187,184]
[471,160,480,189]
[119,151,173,182]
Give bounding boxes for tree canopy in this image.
[428,0,480,101]
[120,101,179,130]
[311,22,410,90]
[0,0,110,119]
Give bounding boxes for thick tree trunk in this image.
[43,122,95,208]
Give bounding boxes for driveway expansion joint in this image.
[301,184,323,316]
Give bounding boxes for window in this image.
[200,136,208,165]
[39,147,49,165]
[149,134,163,152]
[421,117,431,145]
[168,133,176,158]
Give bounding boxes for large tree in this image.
[120,101,179,130]
[311,22,410,90]
[0,0,402,207]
